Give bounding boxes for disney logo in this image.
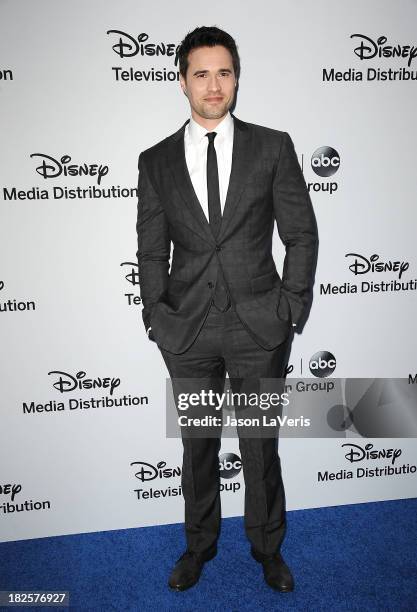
[0,483,22,501]
[48,370,120,395]
[30,154,108,185]
[120,262,140,286]
[342,443,402,465]
[350,34,417,67]
[106,30,178,63]
[130,461,181,482]
[345,253,409,279]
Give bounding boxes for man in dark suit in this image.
[136,26,318,592]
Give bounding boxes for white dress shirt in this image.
[184,110,234,218]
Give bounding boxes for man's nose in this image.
[207,76,221,91]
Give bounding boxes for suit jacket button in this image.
[215,245,222,251]
[208,281,214,288]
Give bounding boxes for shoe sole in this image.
[169,577,200,592]
[266,581,294,593]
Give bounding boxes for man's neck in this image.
[190,111,229,131]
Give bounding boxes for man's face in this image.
[180,45,237,122]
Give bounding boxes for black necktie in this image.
[205,132,222,238]
[205,131,230,311]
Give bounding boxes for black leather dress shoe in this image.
[251,548,295,592]
[168,548,217,591]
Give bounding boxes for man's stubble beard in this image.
[192,98,234,121]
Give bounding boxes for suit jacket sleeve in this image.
[272,131,319,327]
[136,152,171,332]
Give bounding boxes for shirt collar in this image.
[187,111,234,146]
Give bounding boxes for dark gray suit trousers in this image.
[159,301,293,558]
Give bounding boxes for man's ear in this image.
[180,76,187,97]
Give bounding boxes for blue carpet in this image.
[1,498,417,611]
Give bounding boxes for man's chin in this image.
[200,106,230,120]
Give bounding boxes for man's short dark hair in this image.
[177,26,240,81]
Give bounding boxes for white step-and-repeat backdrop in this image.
[1,0,416,543]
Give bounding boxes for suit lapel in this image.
[217,115,252,242]
[167,119,214,243]
[167,113,252,244]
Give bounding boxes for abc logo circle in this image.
[219,453,242,479]
[311,147,340,177]
[309,351,336,378]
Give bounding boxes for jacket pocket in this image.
[251,270,279,294]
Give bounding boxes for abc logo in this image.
[309,351,336,378]
[311,147,340,178]
[219,453,242,479]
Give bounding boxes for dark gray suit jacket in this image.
[136,114,318,354]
